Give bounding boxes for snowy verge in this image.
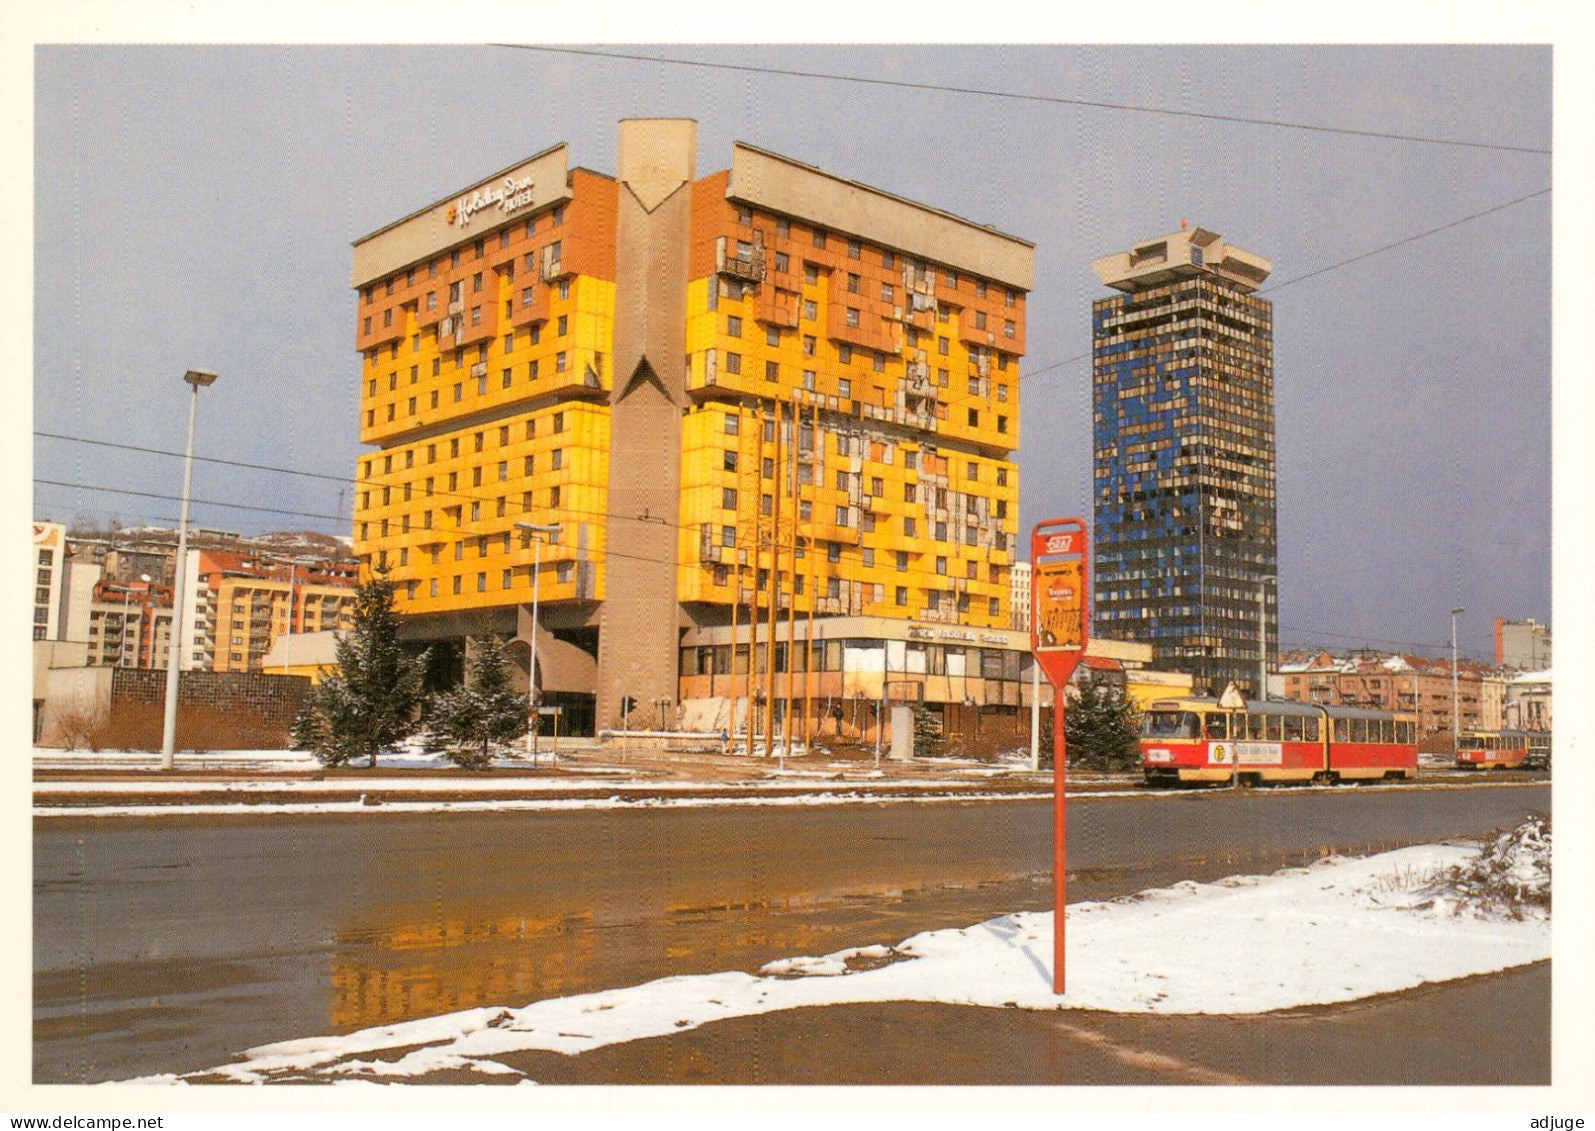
[138,840,1550,1084]
[34,780,1542,820]
[38,790,1068,819]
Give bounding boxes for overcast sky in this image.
[30,42,1553,660]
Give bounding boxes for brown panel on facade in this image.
[688,170,736,280]
[597,119,697,731]
[564,169,620,282]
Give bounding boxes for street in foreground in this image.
[35,781,1549,1085]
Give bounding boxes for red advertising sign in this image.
[1031,517,1089,687]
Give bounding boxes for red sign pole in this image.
[1031,517,1088,997]
[1052,689,1068,994]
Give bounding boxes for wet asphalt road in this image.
[34,782,1548,1084]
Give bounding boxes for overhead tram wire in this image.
[39,185,1550,593]
[1277,621,1496,656]
[44,477,1479,657]
[39,61,1547,545]
[488,45,1551,157]
[39,464,1486,650]
[473,50,1550,398]
[38,465,1010,599]
[39,185,1551,507]
[42,422,1011,567]
[33,431,352,484]
[1011,186,1551,389]
[1260,187,1551,295]
[37,430,702,536]
[33,475,688,573]
[33,478,351,525]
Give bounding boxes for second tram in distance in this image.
[1140,697,1418,787]
[1455,729,1552,771]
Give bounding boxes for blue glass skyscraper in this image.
[1090,227,1277,695]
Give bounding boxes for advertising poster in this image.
[1034,558,1083,650]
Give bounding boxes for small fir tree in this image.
[1038,673,1143,771]
[431,632,528,769]
[291,570,429,768]
[911,703,942,759]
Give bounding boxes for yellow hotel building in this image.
[351,120,1033,740]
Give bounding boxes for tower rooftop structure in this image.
[1092,226,1271,294]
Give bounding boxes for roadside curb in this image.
[29,776,1079,811]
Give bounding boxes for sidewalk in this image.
[32,742,1112,811]
[421,962,1549,1087]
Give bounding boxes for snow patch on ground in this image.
[40,791,1065,820]
[37,783,1537,821]
[156,841,1549,1084]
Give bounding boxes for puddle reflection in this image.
[330,910,595,1030]
[327,882,926,1032]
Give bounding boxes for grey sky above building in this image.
[31,42,1552,661]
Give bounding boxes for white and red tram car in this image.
[1140,698,1418,786]
[1454,729,1551,771]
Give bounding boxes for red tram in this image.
[1455,729,1552,771]
[1140,697,1418,787]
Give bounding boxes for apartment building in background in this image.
[1504,669,1552,731]
[38,522,171,667]
[1494,617,1551,670]
[31,523,359,675]
[32,523,359,743]
[32,522,66,641]
[177,548,359,673]
[82,576,174,670]
[351,119,1033,737]
[1008,561,1032,633]
[1091,225,1276,696]
[1278,650,1487,740]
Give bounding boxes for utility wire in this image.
[38,476,1497,656]
[34,479,349,524]
[1014,185,1551,387]
[38,463,1013,596]
[37,183,1552,606]
[1277,625,1464,653]
[33,431,352,484]
[37,431,697,534]
[1263,188,1552,293]
[36,185,1551,481]
[489,44,1551,156]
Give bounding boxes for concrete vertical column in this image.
[597,119,697,732]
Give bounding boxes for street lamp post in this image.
[161,369,218,769]
[138,573,152,665]
[1257,575,1276,703]
[1238,574,1276,791]
[120,586,135,668]
[1029,658,1041,773]
[271,554,315,676]
[516,521,562,767]
[284,559,297,676]
[1451,606,1465,753]
[119,573,152,668]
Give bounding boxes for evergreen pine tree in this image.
[291,571,428,769]
[1038,674,1143,771]
[432,633,528,769]
[911,703,942,759]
